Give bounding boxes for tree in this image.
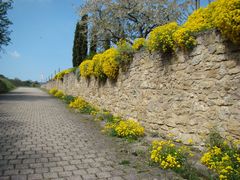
[0,0,13,53]
[80,0,193,45]
[72,15,88,67]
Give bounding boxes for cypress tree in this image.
[72,15,88,67]
[89,26,97,57]
[72,22,80,67]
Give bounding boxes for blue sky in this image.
[0,0,210,82]
[0,0,83,82]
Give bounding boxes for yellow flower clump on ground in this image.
[201,143,240,180]
[115,119,145,138]
[54,90,64,98]
[49,88,58,95]
[150,140,188,170]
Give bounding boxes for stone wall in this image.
[43,31,240,145]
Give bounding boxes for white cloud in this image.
[9,50,21,59]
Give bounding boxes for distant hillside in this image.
[0,75,15,93]
[0,75,40,93]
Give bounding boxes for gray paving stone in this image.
[28,174,43,180]
[11,175,27,180]
[43,172,58,179]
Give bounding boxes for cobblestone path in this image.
[0,88,180,180]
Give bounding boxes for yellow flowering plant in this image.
[92,53,106,80]
[132,38,146,51]
[54,90,64,98]
[102,48,119,80]
[79,60,94,77]
[201,138,240,180]
[49,88,58,95]
[147,22,179,53]
[103,118,144,139]
[69,96,97,114]
[116,39,134,72]
[150,140,191,170]
[54,67,76,80]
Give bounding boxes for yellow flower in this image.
[132,38,146,51]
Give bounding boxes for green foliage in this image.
[0,0,13,52]
[72,15,88,67]
[62,95,75,104]
[0,76,15,93]
[116,39,134,71]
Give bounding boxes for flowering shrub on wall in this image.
[132,38,146,51]
[79,60,94,77]
[54,68,76,80]
[92,53,106,80]
[102,48,119,80]
[210,0,240,44]
[147,22,179,53]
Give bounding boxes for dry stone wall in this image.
[43,31,240,145]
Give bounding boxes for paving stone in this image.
[28,174,43,180]
[81,174,97,180]
[63,165,77,171]
[50,166,63,172]
[43,172,58,179]
[73,169,87,176]
[19,169,34,175]
[35,167,49,173]
[96,172,111,178]
[11,175,27,180]
[58,171,72,178]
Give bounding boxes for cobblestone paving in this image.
[0,88,180,180]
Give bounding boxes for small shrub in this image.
[79,60,94,77]
[132,38,146,51]
[62,95,75,104]
[150,140,190,170]
[102,48,119,80]
[93,110,114,122]
[92,53,106,80]
[103,119,145,139]
[69,96,97,114]
[54,90,64,98]
[116,39,134,71]
[210,0,240,44]
[54,68,76,80]
[201,133,240,180]
[183,7,213,33]
[49,88,58,95]
[173,27,197,50]
[147,22,179,53]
